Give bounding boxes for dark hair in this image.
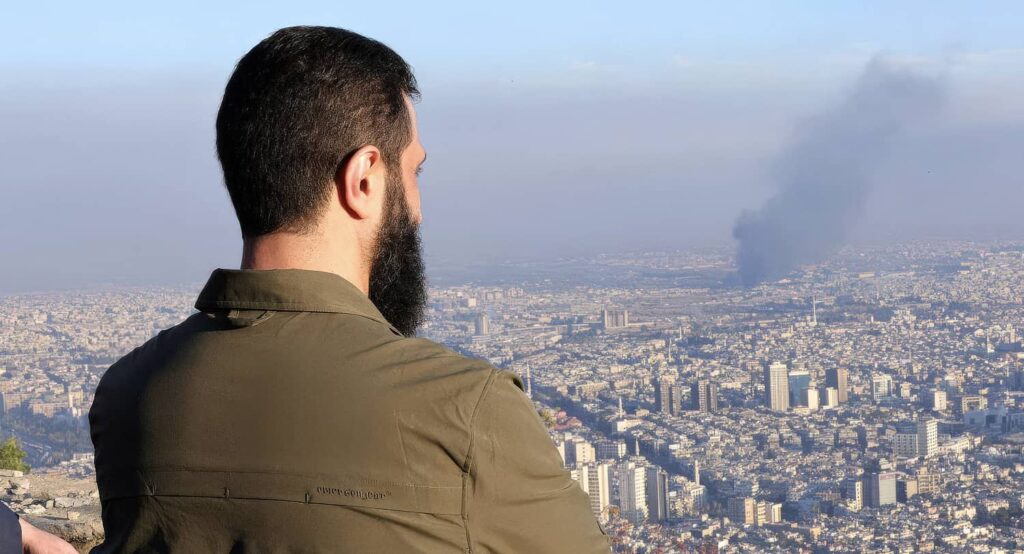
[216,26,419,238]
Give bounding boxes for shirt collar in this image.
[195,268,401,335]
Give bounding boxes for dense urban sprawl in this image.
[2,239,1024,552]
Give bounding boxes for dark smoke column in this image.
[733,59,945,286]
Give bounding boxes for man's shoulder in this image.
[384,341,532,427]
[371,335,510,397]
[386,335,485,367]
[90,313,207,407]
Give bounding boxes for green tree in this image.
[538,408,557,429]
[0,437,30,473]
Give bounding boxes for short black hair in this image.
[216,26,419,238]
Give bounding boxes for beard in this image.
[368,174,427,337]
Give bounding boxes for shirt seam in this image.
[197,299,375,316]
[195,300,400,334]
[109,493,462,516]
[461,367,499,554]
[98,466,458,490]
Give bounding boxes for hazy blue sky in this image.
[2,2,1022,291]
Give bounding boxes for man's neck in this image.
[240,232,370,294]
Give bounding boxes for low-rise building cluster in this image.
[2,240,1024,551]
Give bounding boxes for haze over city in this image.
[2,1,1023,292]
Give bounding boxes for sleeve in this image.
[0,502,22,554]
[466,371,610,554]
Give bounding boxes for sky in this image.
[1,1,1022,292]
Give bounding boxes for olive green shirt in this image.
[89,269,609,553]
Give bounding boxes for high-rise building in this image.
[1011,369,1024,392]
[727,497,755,525]
[871,373,893,402]
[826,368,849,403]
[866,471,896,508]
[473,313,490,336]
[556,441,569,467]
[894,422,919,458]
[844,478,863,511]
[601,309,629,330]
[596,439,627,461]
[788,370,811,407]
[821,386,839,409]
[917,418,938,458]
[916,468,940,495]
[754,501,768,525]
[754,501,781,525]
[653,376,676,415]
[617,461,648,524]
[897,477,918,503]
[645,466,669,522]
[691,380,719,413]
[574,439,596,465]
[764,362,790,412]
[929,389,947,412]
[670,384,684,416]
[684,483,707,514]
[803,387,820,411]
[578,462,611,522]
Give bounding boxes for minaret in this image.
[812,297,818,326]
[634,438,640,456]
[618,396,624,418]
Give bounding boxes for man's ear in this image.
[336,145,384,220]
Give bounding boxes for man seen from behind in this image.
[88,26,610,553]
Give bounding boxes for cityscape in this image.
[3,238,1024,552]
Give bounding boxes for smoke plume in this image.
[732,58,946,286]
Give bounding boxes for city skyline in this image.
[4,237,1024,550]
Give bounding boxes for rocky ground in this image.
[2,467,104,552]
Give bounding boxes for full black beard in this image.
[368,177,427,337]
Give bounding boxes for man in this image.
[89,26,609,552]
[0,503,78,554]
